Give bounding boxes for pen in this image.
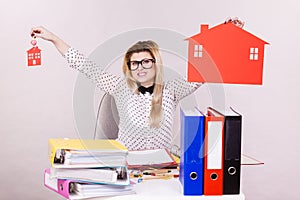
[151,173,179,178]
[138,175,172,182]
[143,169,171,175]
[138,173,179,182]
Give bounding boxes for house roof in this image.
[187,23,269,45]
[27,46,41,53]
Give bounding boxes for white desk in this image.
[93,178,245,200]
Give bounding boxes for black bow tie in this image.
[138,84,155,94]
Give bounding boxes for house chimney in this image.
[200,24,209,33]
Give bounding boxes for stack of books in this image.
[44,138,135,199]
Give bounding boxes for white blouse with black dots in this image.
[65,48,202,150]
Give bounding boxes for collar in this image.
[138,84,155,94]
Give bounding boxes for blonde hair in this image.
[122,40,163,128]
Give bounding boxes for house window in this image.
[250,47,259,60]
[194,44,203,58]
[28,53,33,60]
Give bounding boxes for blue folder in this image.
[179,107,205,195]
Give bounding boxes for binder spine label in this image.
[207,121,223,169]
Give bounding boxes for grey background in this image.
[0,0,299,199]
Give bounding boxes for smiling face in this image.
[130,51,156,87]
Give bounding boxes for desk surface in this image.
[93,178,245,200]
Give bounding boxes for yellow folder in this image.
[49,138,128,168]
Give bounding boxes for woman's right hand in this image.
[31,26,70,55]
[31,26,58,42]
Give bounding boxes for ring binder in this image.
[179,107,205,195]
[207,107,242,195]
[203,109,224,195]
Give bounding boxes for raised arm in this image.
[30,26,122,94]
[166,77,202,102]
[31,26,70,56]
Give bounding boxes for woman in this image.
[31,18,243,150]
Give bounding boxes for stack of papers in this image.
[127,148,178,169]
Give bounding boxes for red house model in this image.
[187,23,269,84]
[27,46,41,66]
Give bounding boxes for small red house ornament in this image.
[27,39,41,66]
[187,23,269,84]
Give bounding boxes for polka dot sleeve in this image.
[165,76,202,102]
[64,48,122,94]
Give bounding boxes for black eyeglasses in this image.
[127,58,156,71]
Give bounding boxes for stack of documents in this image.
[44,138,135,199]
[127,148,178,169]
